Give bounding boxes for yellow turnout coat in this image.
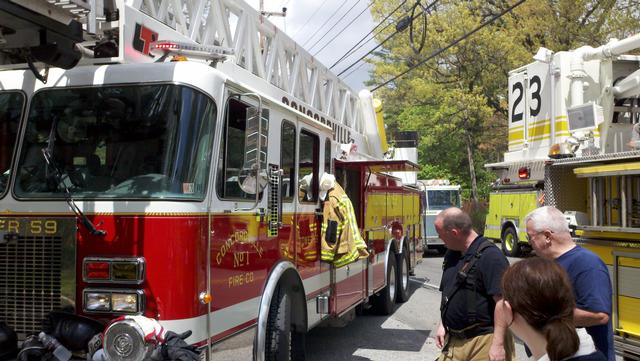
[320,183,369,267]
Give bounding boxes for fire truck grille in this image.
[0,235,63,336]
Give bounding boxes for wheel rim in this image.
[504,232,514,252]
[401,256,408,290]
[389,265,396,300]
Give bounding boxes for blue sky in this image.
[246,0,377,91]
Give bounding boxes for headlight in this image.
[85,292,111,312]
[84,289,144,314]
[112,293,139,313]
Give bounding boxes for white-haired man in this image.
[491,206,613,361]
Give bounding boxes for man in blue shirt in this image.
[524,206,614,361]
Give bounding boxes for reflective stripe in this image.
[159,296,260,344]
[161,269,334,344]
[333,248,361,268]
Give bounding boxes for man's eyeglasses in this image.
[525,230,553,242]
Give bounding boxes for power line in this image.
[290,0,330,39]
[301,0,353,47]
[337,0,438,77]
[337,30,394,76]
[312,1,375,56]
[329,0,408,70]
[307,0,369,53]
[371,0,527,91]
[342,60,369,80]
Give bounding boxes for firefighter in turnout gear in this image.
[319,173,369,267]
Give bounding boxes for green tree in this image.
[367,0,640,203]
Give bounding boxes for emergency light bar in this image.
[150,40,234,60]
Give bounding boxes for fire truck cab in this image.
[0,1,423,360]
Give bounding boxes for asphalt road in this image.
[306,250,528,361]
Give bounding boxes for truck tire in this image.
[396,248,410,303]
[501,226,521,257]
[373,252,397,315]
[265,286,305,361]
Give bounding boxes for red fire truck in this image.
[0,0,422,359]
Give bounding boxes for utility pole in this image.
[259,0,287,24]
[258,1,287,49]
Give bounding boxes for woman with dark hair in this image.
[497,258,606,361]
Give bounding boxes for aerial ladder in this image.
[0,0,388,156]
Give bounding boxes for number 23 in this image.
[511,75,541,122]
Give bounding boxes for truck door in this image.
[517,191,539,239]
[211,92,270,345]
[332,165,366,313]
[280,119,298,264]
[362,172,387,296]
[294,124,322,274]
[485,192,504,240]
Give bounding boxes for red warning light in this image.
[518,167,530,180]
[153,41,178,50]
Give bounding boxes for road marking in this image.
[422,283,440,290]
[410,276,439,290]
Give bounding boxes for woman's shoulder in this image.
[564,350,607,361]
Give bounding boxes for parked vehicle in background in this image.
[418,180,460,254]
[483,169,544,257]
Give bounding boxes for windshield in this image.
[0,92,24,196]
[427,190,460,211]
[15,84,216,199]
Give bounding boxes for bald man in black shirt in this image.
[434,208,513,361]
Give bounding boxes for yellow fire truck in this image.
[488,33,640,358]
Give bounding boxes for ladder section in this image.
[126,0,364,133]
[0,0,119,70]
[9,0,91,23]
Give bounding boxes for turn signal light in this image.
[548,143,576,159]
[199,292,212,304]
[549,143,562,158]
[112,262,139,282]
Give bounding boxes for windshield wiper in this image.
[42,116,106,236]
